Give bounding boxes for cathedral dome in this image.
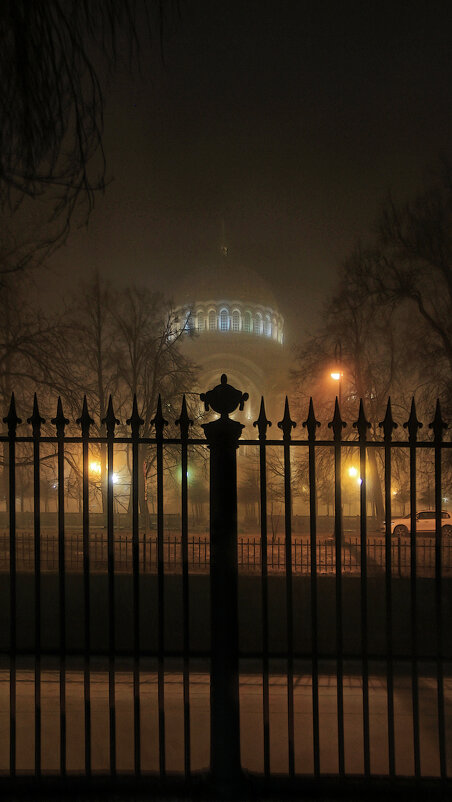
[176,255,280,312]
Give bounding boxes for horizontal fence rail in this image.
[0,383,451,793]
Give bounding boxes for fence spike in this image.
[302,397,320,440]
[379,397,397,441]
[101,395,120,437]
[175,395,193,438]
[429,398,447,443]
[27,392,45,436]
[126,394,144,439]
[253,397,272,439]
[403,397,422,442]
[277,396,296,440]
[328,397,346,441]
[3,392,22,435]
[353,399,371,441]
[51,397,69,437]
[151,394,168,439]
[76,395,94,437]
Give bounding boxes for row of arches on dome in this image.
[187,307,283,342]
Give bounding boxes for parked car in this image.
[382,510,452,536]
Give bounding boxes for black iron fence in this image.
[1,376,452,794]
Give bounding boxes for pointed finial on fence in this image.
[379,397,397,442]
[429,398,447,443]
[151,394,168,439]
[51,397,69,437]
[253,397,272,439]
[328,397,346,441]
[101,395,119,437]
[3,392,22,436]
[27,393,45,437]
[353,399,371,441]
[403,397,422,442]
[126,394,144,439]
[76,396,94,438]
[176,395,193,439]
[278,396,296,440]
[302,398,320,440]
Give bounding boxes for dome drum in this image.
[176,300,284,344]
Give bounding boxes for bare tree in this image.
[61,274,197,518]
[0,1,179,256]
[292,248,411,520]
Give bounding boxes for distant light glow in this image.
[331,371,342,381]
[89,461,101,475]
[112,473,118,484]
[348,466,358,478]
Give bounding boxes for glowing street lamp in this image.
[330,342,343,406]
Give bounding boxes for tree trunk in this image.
[367,447,384,521]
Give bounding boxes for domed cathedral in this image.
[174,248,289,427]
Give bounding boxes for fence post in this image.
[201,374,248,791]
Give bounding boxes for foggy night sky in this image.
[49,0,452,345]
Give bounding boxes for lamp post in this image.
[330,342,343,406]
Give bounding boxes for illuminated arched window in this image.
[264,314,271,337]
[243,311,252,332]
[272,317,277,339]
[196,310,204,331]
[220,308,229,331]
[208,310,216,331]
[254,313,262,335]
[232,310,240,331]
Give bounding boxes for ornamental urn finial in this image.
[200,374,249,419]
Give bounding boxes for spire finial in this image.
[253,397,272,439]
[220,218,228,256]
[51,397,69,438]
[126,394,144,439]
[27,393,45,437]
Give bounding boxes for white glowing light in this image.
[331,372,341,381]
[89,461,101,475]
[348,466,358,478]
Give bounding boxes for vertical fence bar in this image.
[430,401,447,779]
[329,398,346,777]
[52,399,69,776]
[278,398,296,777]
[4,395,21,777]
[28,395,44,777]
[380,400,396,778]
[152,397,168,776]
[404,399,422,778]
[303,400,320,776]
[127,396,143,775]
[103,398,119,775]
[354,402,370,776]
[176,397,192,778]
[77,397,93,776]
[254,399,271,777]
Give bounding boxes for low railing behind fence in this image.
[0,532,451,576]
